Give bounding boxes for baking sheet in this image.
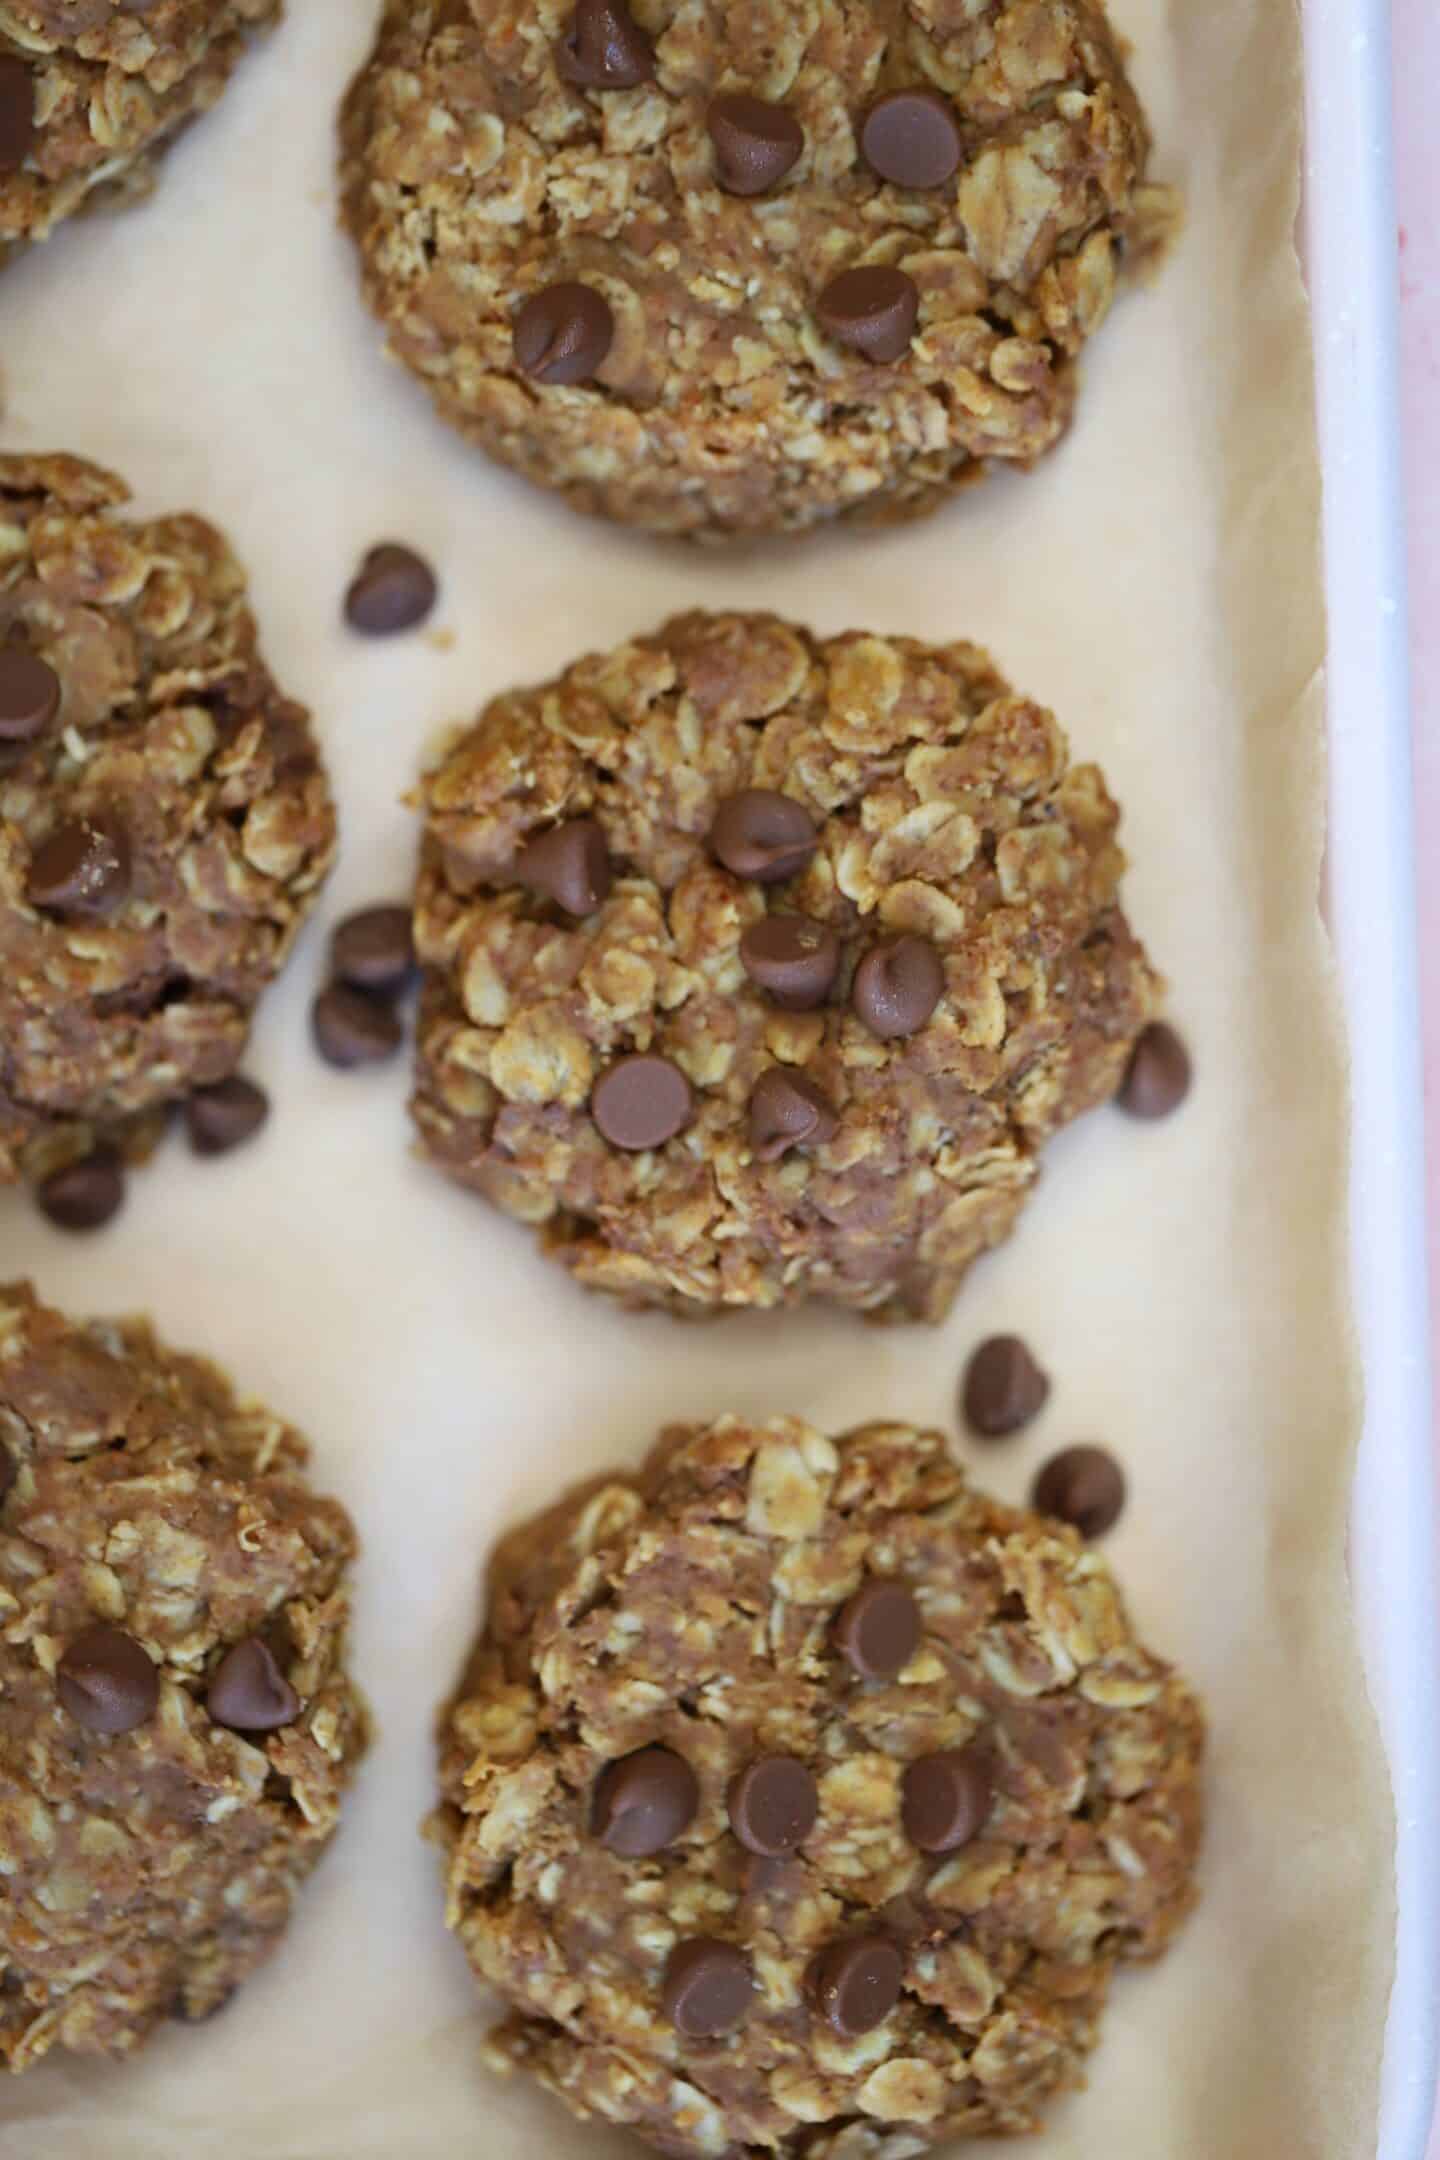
[0,0,1394,2152]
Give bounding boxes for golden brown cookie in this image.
[340,0,1169,538]
[434,1415,1204,2155]
[0,1281,366,2070]
[0,451,335,1188]
[0,0,280,267]
[410,610,1159,1321]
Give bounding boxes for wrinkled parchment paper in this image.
[0,0,1394,2151]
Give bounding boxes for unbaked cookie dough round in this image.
[434,1415,1204,2156]
[0,0,279,267]
[410,610,1159,1321]
[340,0,1168,538]
[0,1279,366,2070]
[0,451,335,1186]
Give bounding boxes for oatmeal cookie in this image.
[0,451,335,1186]
[434,1415,1203,2155]
[410,610,1159,1321]
[340,0,1169,539]
[0,0,280,268]
[0,1280,366,2070]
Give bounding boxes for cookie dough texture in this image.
[340,0,1167,538]
[435,1415,1204,2155]
[0,451,335,1184]
[0,1280,365,2070]
[411,610,1159,1321]
[0,0,279,267]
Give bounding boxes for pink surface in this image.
[1398,0,1440,2148]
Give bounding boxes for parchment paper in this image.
[0,0,1394,2151]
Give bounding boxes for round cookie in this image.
[410,610,1159,1321]
[0,1279,366,2069]
[0,451,335,1186]
[0,0,280,268]
[340,0,1169,538]
[434,1415,1204,2155]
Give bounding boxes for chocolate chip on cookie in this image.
[593,1746,699,1856]
[0,55,34,176]
[663,1939,754,2038]
[833,1581,920,1681]
[748,1068,837,1162]
[57,1625,159,1736]
[206,1640,300,1733]
[861,89,963,189]
[558,0,654,89]
[710,790,817,883]
[816,266,920,363]
[728,1757,819,1857]
[852,935,943,1038]
[708,93,804,195]
[591,1054,693,1150]
[514,283,615,385]
[902,1748,992,1853]
[809,1937,904,2037]
[517,818,612,918]
[0,647,60,742]
[26,815,130,917]
[739,915,840,1009]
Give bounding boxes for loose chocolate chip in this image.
[851,935,944,1038]
[344,544,438,636]
[707,92,804,195]
[514,282,615,386]
[311,984,403,1069]
[558,0,654,88]
[331,904,416,993]
[1032,1445,1126,1539]
[809,1937,904,2037]
[0,647,60,742]
[184,1076,270,1157]
[901,1747,992,1853]
[833,1581,920,1681]
[860,88,963,189]
[25,814,130,916]
[662,1939,754,2038]
[728,1756,818,1857]
[517,817,612,918]
[37,1149,125,1233]
[709,790,817,884]
[0,54,34,174]
[1117,1022,1192,1120]
[739,915,840,1010]
[592,1744,699,1856]
[816,265,920,364]
[748,1068,837,1162]
[56,1624,159,1735]
[206,1639,300,1733]
[961,1334,1050,1439]
[591,1053,693,1150]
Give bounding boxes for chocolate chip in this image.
[1117,1022,1192,1120]
[901,1747,992,1853]
[662,1939,754,2038]
[748,1068,837,1162]
[591,1053,693,1150]
[331,904,416,993]
[514,282,615,386]
[1032,1446,1126,1539]
[184,1076,270,1157]
[37,1149,125,1233]
[206,1639,300,1733]
[739,915,839,1009]
[961,1334,1050,1439]
[0,647,60,742]
[727,1756,818,1856]
[517,817,612,918]
[557,0,654,89]
[25,814,131,916]
[860,88,963,189]
[851,935,943,1038]
[816,265,920,363]
[311,984,403,1069]
[0,55,34,175]
[809,1937,903,2037]
[56,1624,159,1735]
[833,1581,920,1681]
[344,544,438,635]
[592,1744,699,1856]
[707,93,804,195]
[709,790,817,883]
